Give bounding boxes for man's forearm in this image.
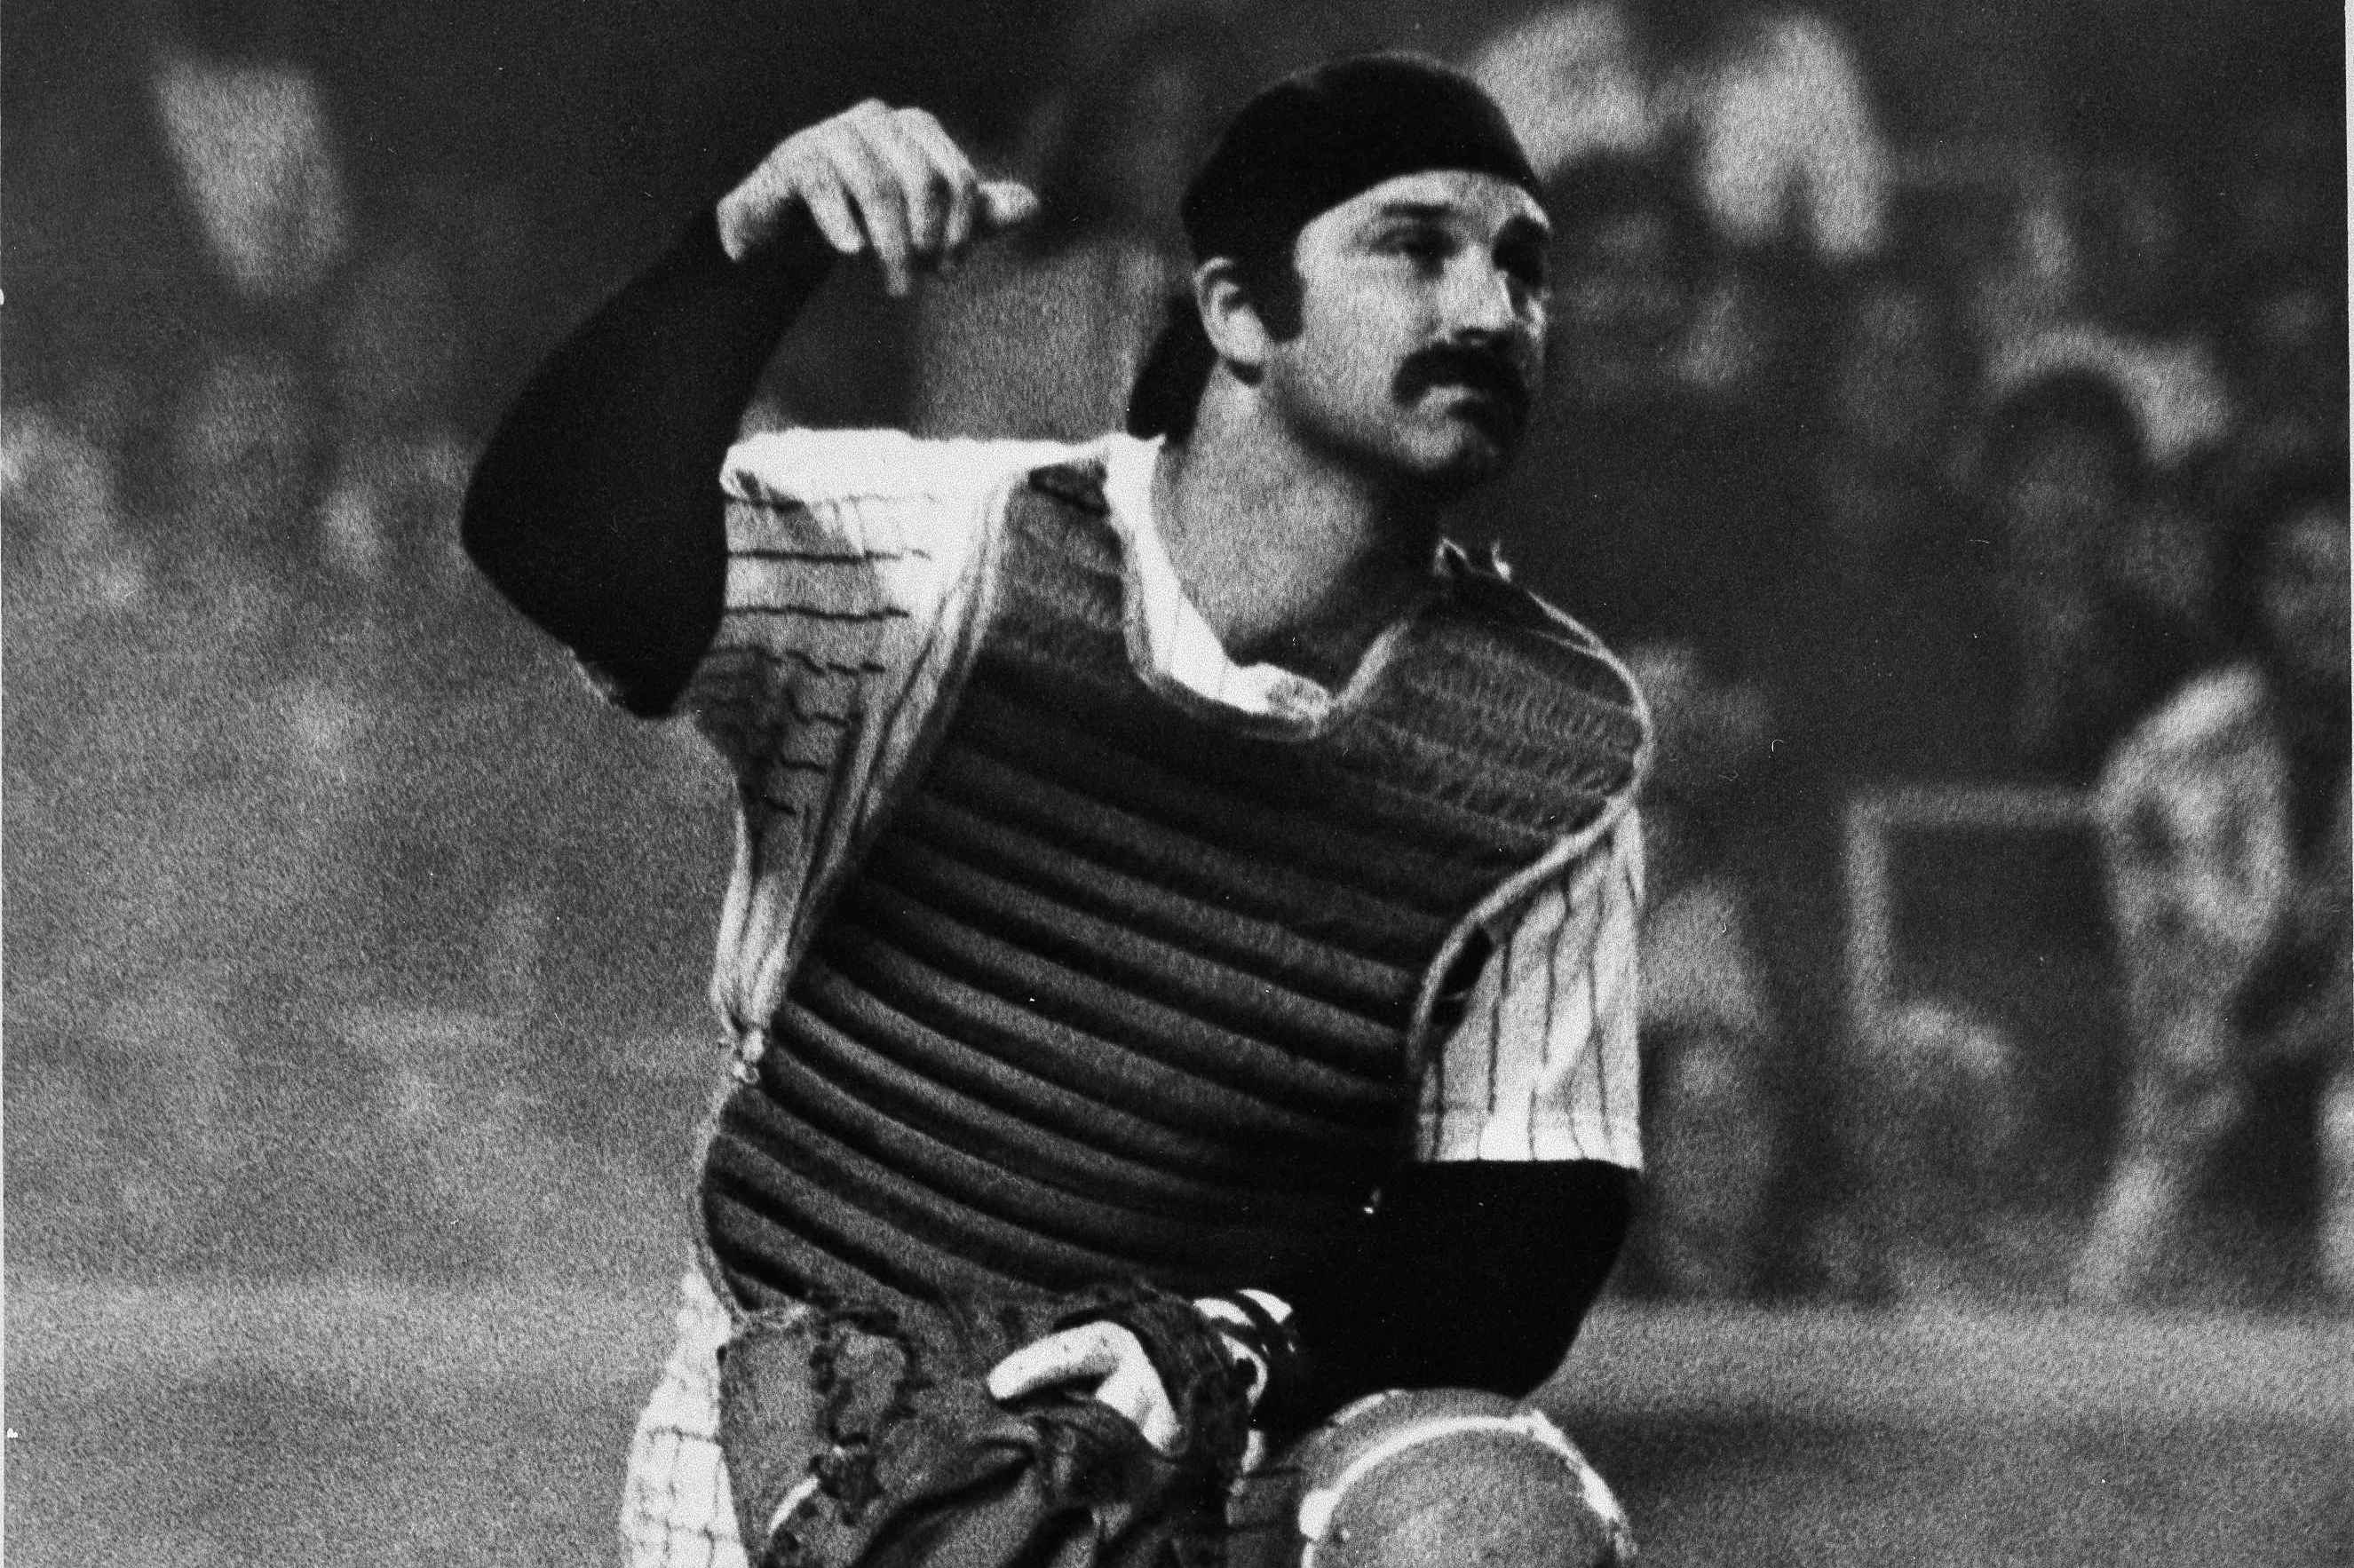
[465,101,1037,716]
[460,206,836,716]
[1276,1160,1635,1427]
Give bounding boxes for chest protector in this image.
[702,461,1644,1315]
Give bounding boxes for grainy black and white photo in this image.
[4,2,2347,1564]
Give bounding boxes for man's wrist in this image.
[700,185,836,304]
[1193,1289,1304,1422]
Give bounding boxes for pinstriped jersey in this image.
[679,427,1650,1171]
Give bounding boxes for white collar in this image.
[1093,432,1340,725]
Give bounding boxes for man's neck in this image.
[1150,405,1444,681]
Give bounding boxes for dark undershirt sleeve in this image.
[460,206,837,717]
[1276,1160,1634,1429]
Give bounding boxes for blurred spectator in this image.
[1978,368,2214,783]
[1746,265,2018,1299]
[908,3,1236,440]
[309,202,717,1089]
[2212,265,2349,481]
[2201,97,2345,300]
[1960,165,2081,358]
[1466,0,1888,262]
[316,217,481,631]
[2075,456,2351,1307]
[3,983,248,1275]
[4,385,158,1018]
[1479,149,1835,1294]
[2,389,152,616]
[1650,1,1889,263]
[1817,265,1967,527]
[1614,647,1780,1301]
[1978,161,2239,640]
[1791,264,2009,782]
[317,227,535,1017]
[1464,3,1660,177]
[148,36,350,304]
[5,337,351,1279]
[1478,151,1811,661]
[1993,323,2231,477]
[1824,1000,2040,1303]
[1981,160,2232,473]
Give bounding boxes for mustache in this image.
[1392,342,1536,425]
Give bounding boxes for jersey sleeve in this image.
[684,427,1069,783]
[1415,810,1645,1168]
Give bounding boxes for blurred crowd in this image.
[5,0,2346,1311]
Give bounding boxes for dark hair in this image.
[2210,449,2350,653]
[1126,292,1217,440]
[1981,369,2148,498]
[1122,245,1309,441]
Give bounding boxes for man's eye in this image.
[1381,230,1450,266]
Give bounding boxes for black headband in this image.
[1179,53,1543,267]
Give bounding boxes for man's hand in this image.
[717,99,1040,295]
[987,1320,1185,1454]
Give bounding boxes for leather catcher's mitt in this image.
[717,1281,1256,1568]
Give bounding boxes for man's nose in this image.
[1445,257,1528,337]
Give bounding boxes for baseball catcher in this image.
[464,51,1650,1568]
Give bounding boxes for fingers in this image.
[978,179,1042,236]
[759,100,1017,296]
[987,1321,1124,1401]
[831,127,917,296]
[795,165,866,257]
[896,108,980,263]
[986,1323,1182,1455]
[1096,1357,1184,1453]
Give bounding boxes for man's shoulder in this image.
[1411,542,1655,788]
[2138,662,2270,748]
[723,426,1091,511]
[2104,661,2274,798]
[1431,542,1640,690]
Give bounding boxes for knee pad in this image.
[1285,1389,1634,1567]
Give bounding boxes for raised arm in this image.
[461,101,1037,715]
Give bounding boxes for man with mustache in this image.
[466,54,1647,1568]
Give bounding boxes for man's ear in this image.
[1196,257,1272,378]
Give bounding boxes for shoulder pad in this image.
[1436,542,1629,672]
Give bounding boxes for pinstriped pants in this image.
[621,1270,756,1568]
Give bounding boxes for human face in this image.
[2258,504,2350,693]
[1260,170,1550,495]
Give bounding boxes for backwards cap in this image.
[1179,52,1543,265]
